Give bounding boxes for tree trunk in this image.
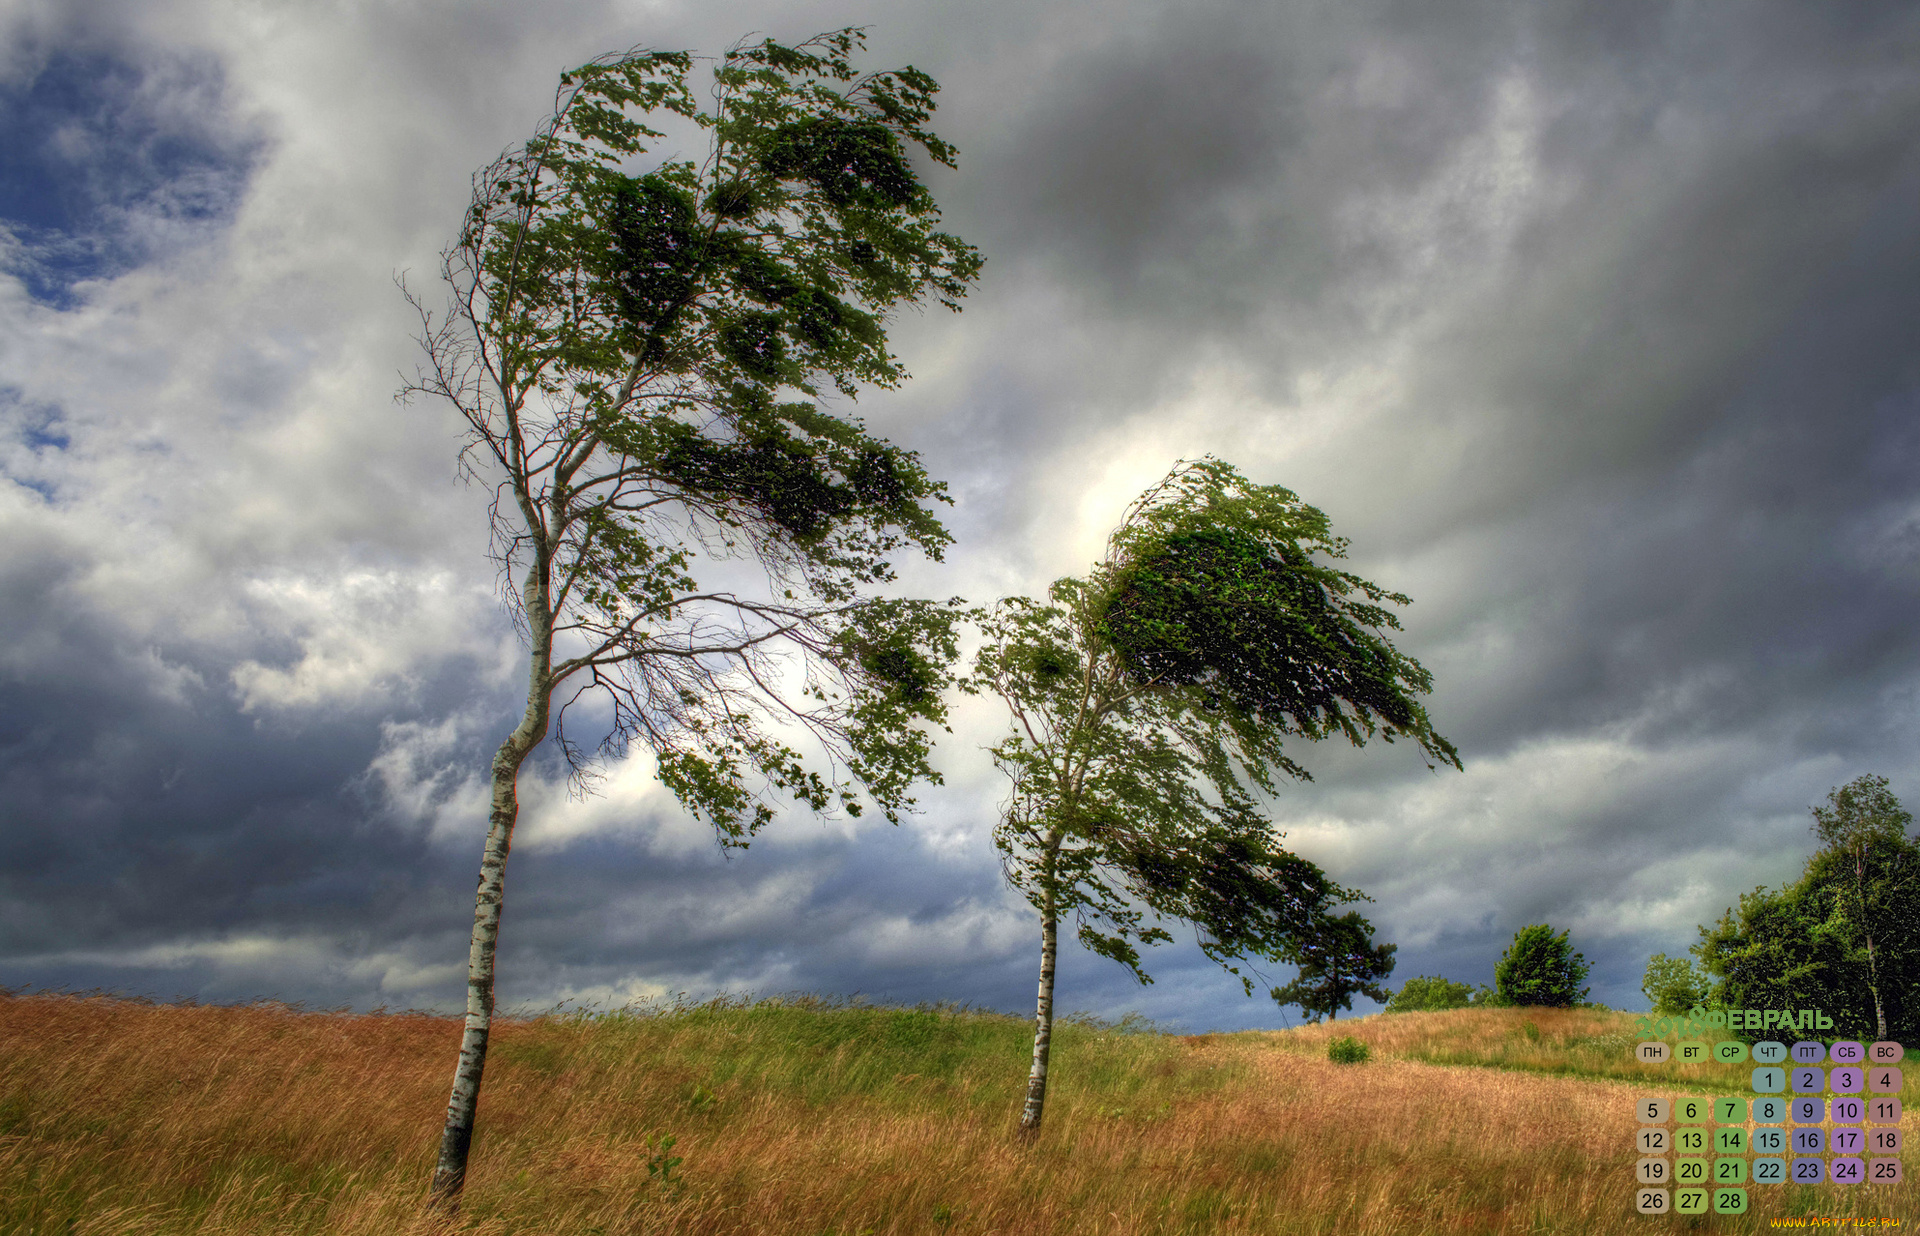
[1850,848,1887,1043]
[1019,883,1058,1137]
[1864,930,1886,1042]
[430,574,552,1209]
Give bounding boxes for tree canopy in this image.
[408,30,983,840]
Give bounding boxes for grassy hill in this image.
[0,992,1910,1234]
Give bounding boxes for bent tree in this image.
[967,458,1459,1135]
[403,31,981,1205]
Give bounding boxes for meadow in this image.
[0,991,1910,1235]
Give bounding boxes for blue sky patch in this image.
[0,49,260,307]
[1,387,70,502]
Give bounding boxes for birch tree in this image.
[967,458,1459,1136]
[403,31,981,1206]
[1809,774,1916,1041]
[1698,792,1920,1041]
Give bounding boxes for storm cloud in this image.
[3,0,1918,1030]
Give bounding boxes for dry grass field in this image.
[0,992,1910,1235]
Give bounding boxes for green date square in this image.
[1674,1096,1710,1124]
[1675,1187,1710,1215]
[1713,1096,1746,1123]
[1714,1188,1748,1215]
[1715,1157,1746,1183]
[1715,1127,1747,1154]
[1674,1157,1710,1185]
[1675,1126,1709,1154]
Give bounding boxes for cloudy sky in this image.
[3,0,1918,1033]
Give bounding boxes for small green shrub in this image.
[1326,1036,1370,1064]
[645,1132,682,1185]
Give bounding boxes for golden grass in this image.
[0,994,1911,1235]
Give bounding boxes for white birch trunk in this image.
[1019,884,1059,1136]
[1850,848,1888,1043]
[430,570,551,1206]
[1865,931,1886,1042]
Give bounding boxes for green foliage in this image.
[408,30,983,837]
[966,458,1458,1003]
[1104,527,1430,750]
[1097,459,1461,773]
[1697,883,1843,1030]
[1385,974,1476,1013]
[1696,775,1919,1039]
[1326,1035,1370,1064]
[1640,952,1709,1015]
[1271,911,1397,1022]
[1493,925,1590,1008]
[1811,773,1913,853]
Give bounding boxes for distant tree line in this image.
[1385,775,1920,1034]
[1641,774,1918,1042]
[1382,922,1592,1012]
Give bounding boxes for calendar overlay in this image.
[1630,1008,1903,1216]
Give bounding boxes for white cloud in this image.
[230,569,499,712]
